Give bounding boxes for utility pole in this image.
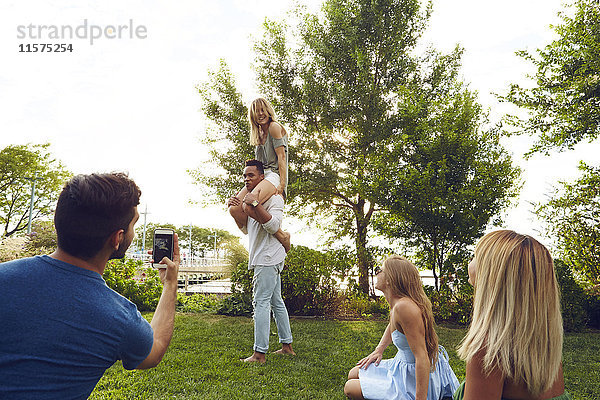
[188,223,192,267]
[140,205,150,254]
[208,229,218,259]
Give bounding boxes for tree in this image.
[535,162,600,285]
[195,0,520,294]
[0,144,71,238]
[501,0,600,155]
[134,222,238,259]
[134,222,177,254]
[502,0,600,286]
[191,60,253,203]
[177,225,237,259]
[195,0,433,294]
[223,237,248,273]
[371,49,520,290]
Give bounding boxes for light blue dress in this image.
[359,330,459,400]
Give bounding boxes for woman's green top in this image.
[453,382,572,400]
[255,125,288,196]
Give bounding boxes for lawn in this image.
[90,314,600,399]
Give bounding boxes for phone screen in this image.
[153,231,173,264]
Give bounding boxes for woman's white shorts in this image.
[264,170,280,188]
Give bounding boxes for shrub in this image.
[25,220,57,255]
[176,293,254,317]
[415,253,474,325]
[223,239,249,274]
[337,291,389,319]
[0,221,60,262]
[425,281,473,326]
[103,258,163,311]
[585,285,600,329]
[216,292,253,317]
[280,246,342,315]
[573,274,600,329]
[430,258,596,331]
[0,236,28,262]
[229,245,359,316]
[230,260,252,294]
[555,259,590,331]
[177,293,221,313]
[554,260,593,332]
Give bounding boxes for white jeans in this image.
[251,262,292,353]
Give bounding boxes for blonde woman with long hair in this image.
[344,256,459,400]
[454,230,571,400]
[228,97,290,251]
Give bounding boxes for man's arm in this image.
[243,193,283,234]
[227,196,248,233]
[136,234,180,369]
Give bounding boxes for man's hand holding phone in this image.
[158,233,179,285]
[139,230,180,370]
[149,229,180,286]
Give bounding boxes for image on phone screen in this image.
[153,233,173,263]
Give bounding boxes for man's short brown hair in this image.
[54,173,141,259]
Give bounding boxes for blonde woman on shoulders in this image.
[344,256,459,400]
[228,97,290,252]
[454,230,571,400]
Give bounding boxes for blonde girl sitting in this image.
[454,230,571,400]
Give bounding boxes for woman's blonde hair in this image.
[457,230,563,397]
[248,97,277,146]
[383,255,439,368]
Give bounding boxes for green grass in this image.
[90,314,600,400]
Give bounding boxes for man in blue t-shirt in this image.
[0,172,180,399]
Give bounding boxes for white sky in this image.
[1,0,598,250]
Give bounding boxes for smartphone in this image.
[152,228,174,267]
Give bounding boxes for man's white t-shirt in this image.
[246,194,286,268]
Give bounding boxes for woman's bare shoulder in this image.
[394,297,420,314]
[391,298,422,330]
[268,121,285,139]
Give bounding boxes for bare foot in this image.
[241,351,266,363]
[272,344,296,355]
[241,355,266,363]
[281,231,291,253]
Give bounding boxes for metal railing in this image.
[126,252,230,291]
[178,259,230,291]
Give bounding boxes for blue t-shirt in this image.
[0,255,154,399]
